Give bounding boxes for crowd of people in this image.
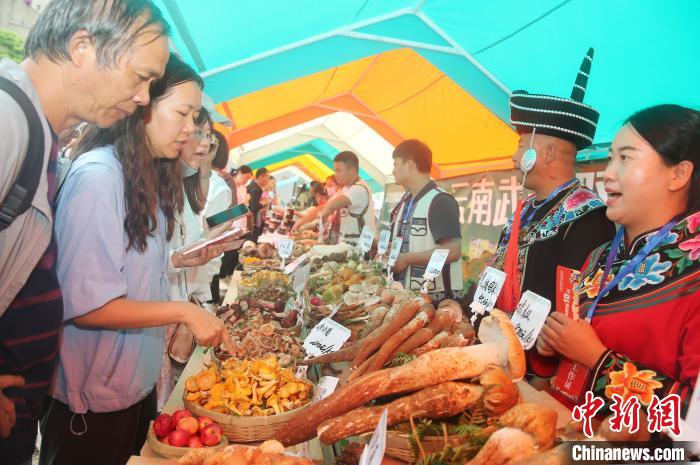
[0,1,698,465]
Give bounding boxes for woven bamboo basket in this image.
[183,393,313,443]
[147,421,228,459]
[380,430,465,464]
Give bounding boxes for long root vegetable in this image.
[297,345,358,365]
[317,382,484,444]
[365,305,434,372]
[392,304,460,357]
[275,343,510,446]
[345,354,374,383]
[275,310,523,446]
[359,305,389,338]
[411,330,450,356]
[351,300,422,369]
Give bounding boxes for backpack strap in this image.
[0,77,45,231]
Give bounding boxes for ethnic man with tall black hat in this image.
[490,48,616,378]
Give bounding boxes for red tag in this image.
[552,359,590,402]
[556,266,581,320]
[552,266,588,401]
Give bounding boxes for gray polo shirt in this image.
[0,59,54,315]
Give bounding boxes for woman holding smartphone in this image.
[40,54,234,465]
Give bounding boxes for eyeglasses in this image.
[192,129,216,143]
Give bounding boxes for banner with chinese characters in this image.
[380,161,608,288]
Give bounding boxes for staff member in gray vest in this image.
[295,151,376,246]
[390,140,463,300]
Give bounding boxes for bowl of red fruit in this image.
[147,409,228,458]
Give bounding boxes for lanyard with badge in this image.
[584,220,676,322]
[552,219,677,402]
[503,178,578,243]
[399,196,416,243]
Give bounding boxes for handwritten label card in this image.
[469,266,506,322]
[387,237,403,269]
[295,365,308,380]
[423,249,449,281]
[312,376,340,403]
[377,230,391,257]
[359,409,388,465]
[277,238,294,268]
[358,226,375,254]
[510,290,551,350]
[303,318,351,357]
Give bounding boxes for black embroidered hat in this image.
[509,47,600,151]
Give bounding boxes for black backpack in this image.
[0,76,45,232]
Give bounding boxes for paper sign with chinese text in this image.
[511,290,551,350]
[277,238,295,259]
[423,249,449,281]
[377,229,391,256]
[469,266,506,318]
[312,376,340,403]
[303,318,351,357]
[359,226,374,254]
[387,237,403,268]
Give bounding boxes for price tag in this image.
[358,226,374,254]
[387,237,403,268]
[423,249,449,281]
[295,365,308,379]
[284,252,308,275]
[277,238,295,260]
[359,409,388,465]
[469,266,506,323]
[510,290,551,350]
[303,318,351,357]
[377,230,391,256]
[292,264,311,294]
[312,376,339,403]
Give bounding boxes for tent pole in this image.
[201,8,418,78]
[414,11,511,95]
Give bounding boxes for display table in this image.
[134,261,331,463]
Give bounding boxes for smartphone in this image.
[206,203,250,228]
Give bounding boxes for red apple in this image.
[172,409,193,425]
[160,435,171,445]
[187,436,203,448]
[153,414,175,438]
[168,429,190,447]
[177,416,199,435]
[197,416,215,431]
[199,423,223,447]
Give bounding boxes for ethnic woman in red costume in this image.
[539,104,700,418]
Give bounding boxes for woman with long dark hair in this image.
[40,54,234,465]
[538,104,700,423]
